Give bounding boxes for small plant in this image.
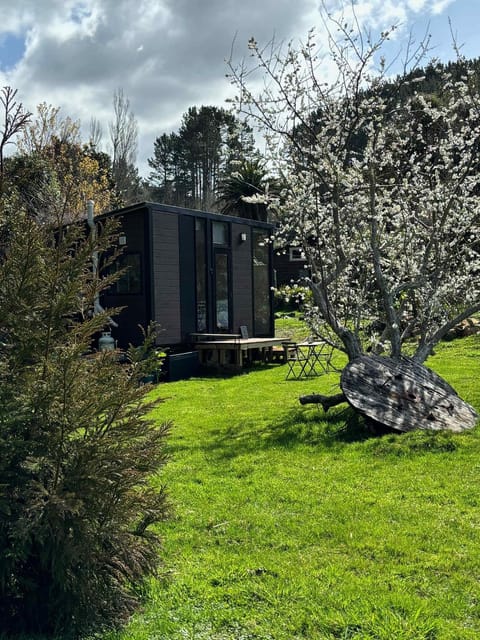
[140,346,167,384]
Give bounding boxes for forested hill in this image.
[389,56,480,100]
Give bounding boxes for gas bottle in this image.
[98,331,115,351]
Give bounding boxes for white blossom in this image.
[228,15,480,362]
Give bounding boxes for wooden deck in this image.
[193,336,286,367]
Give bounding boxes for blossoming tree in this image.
[228,13,480,431]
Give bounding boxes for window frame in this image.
[112,252,143,296]
[289,246,304,262]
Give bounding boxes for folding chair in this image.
[283,342,310,380]
[305,341,331,376]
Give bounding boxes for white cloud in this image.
[407,0,428,12]
[0,0,475,177]
[431,0,456,15]
[324,0,457,33]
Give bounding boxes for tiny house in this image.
[97,202,275,349]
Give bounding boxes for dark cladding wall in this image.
[151,210,181,345]
[101,209,149,348]
[178,215,196,342]
[232,222,254,333]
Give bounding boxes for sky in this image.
[0,0,479,178]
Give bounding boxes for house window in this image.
[113,253,142,295]
[212,221,229,246]
[214,251,230,331]
[195,219,207,331]
[253,229,270,335]
[289,247,304,262]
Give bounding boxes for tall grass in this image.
[105,333,480,640]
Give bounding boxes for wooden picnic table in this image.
[193,336,286,367]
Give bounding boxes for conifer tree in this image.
[0,88,170,638]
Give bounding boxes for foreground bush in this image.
[0,211,170,638]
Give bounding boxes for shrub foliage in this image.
[0,209,170,638]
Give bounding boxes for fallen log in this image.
[340,355,477,432]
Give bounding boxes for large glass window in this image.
[253,230,270,334]
[113,253,142,295]
[195,219,207,331]
[215,252,230,331]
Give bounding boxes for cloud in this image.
[407,0,428,12]
[1,0,319,173]
[0,0,473,177]
[324,0,457,32]
[431,0,456,15]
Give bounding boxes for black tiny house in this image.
[97,202,275,349]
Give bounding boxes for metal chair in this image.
[304,341,331,375]
[283,342,310,380]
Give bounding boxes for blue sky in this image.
[0,33,26,71]
[0,0,479,176]
[404,1,480,61]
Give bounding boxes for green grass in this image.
[274,311,311,343]
[104,333,480,640]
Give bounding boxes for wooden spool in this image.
[340,355,478,432]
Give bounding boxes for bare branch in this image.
[0,87,32,189]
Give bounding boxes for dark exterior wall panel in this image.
[151,211,181,345]
[178,215,196,341]
[231,223,253,333]
[101,209,149,348]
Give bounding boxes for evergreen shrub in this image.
[0,209,170,638]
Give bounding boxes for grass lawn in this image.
[105,328,480,640]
